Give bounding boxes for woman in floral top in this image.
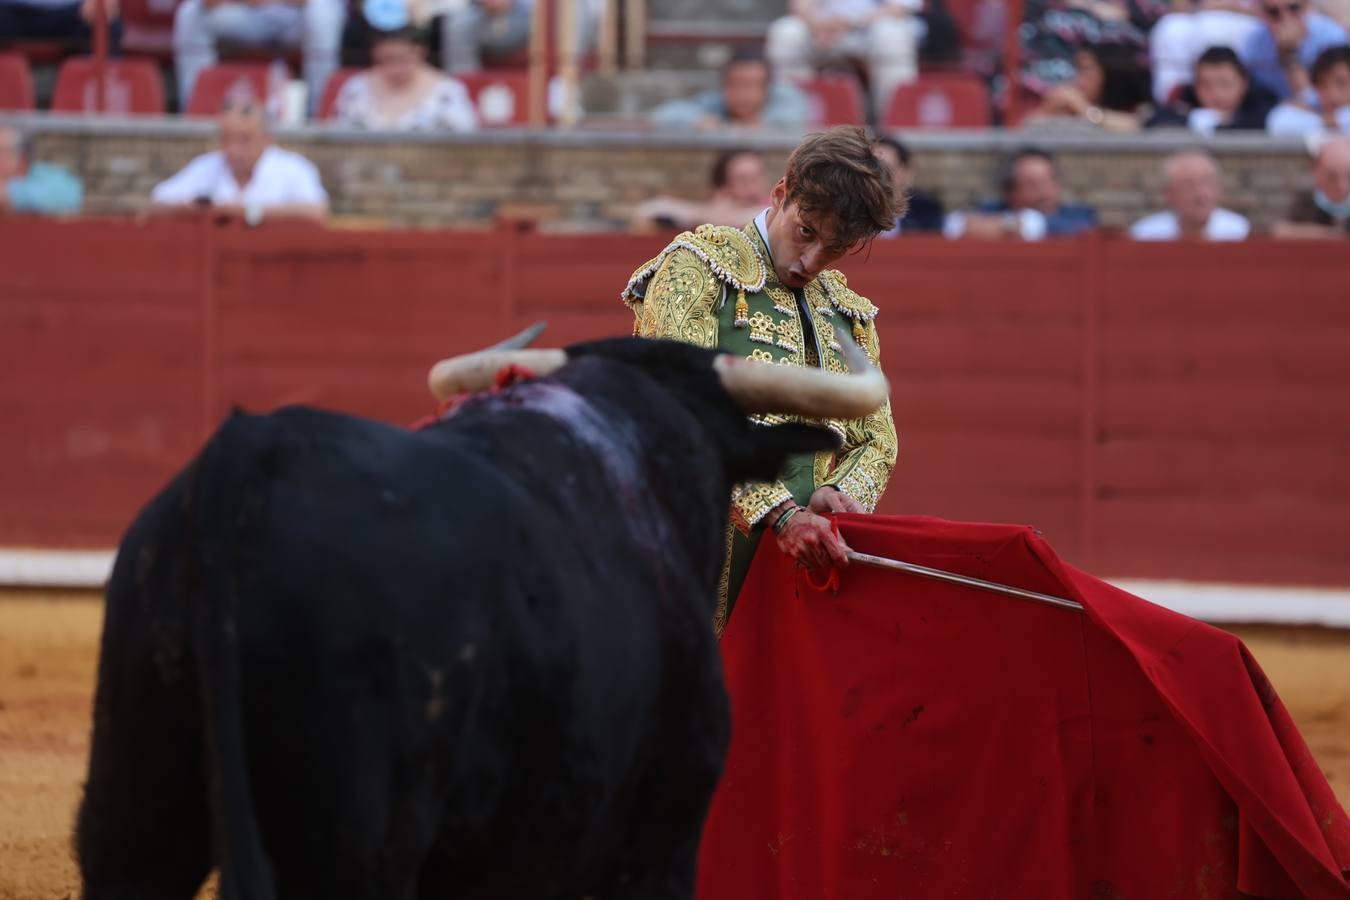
[336,6,478,133]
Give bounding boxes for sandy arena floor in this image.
[2,590,1347,899]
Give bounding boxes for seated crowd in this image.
[2,0,1349,239]
[4,104,1349,239]
[2,0,1349,135]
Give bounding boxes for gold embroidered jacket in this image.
[623,222,898,530]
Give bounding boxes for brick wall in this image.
[8,116,1318,231]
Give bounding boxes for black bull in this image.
[76,338,845,900]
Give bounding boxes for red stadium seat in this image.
[802,73,866,126]
[186,62,268,115]
[119,0,179,57]
[883,73,991,128]
[459,70,529,127]
[0,53,35,111]
[317,66,358,120]
[50,57,166,114]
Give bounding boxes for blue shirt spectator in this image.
[649,45,810,132]
[969,199,1098,236]
[944,147,1097,240]
[0,126,82,215]
[1241,4,1348,100]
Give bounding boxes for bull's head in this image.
[426,326,887,575]
[427,324,889,422]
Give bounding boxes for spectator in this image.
[944,147,1098,240]
[173,0,345,115]
[919,0,963,64]
[1267,43,1350,132]
[334,0,477,131]
[441,0,597,74]
[1130,150,1250,239]
[1147,45,1278,130]
[1239,0,1347,99]
[1024,43,1153,132]
[1149,0,1263,105]
[630,149,771,232]
[649,46,810,132]
[767,0,921,118]
[0,125,82,215]
[1018,0,1164,99]
[872,135,944,233]
[1273,134,1350,235]
[149,92,328,224]
[0,0,120,49]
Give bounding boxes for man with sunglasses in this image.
[1241,0,1347,99]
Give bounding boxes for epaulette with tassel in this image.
[620,224,767,309]
[817,270,879,343]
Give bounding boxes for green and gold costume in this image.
[623,221,898,634]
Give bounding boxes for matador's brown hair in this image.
[783,126,908,248]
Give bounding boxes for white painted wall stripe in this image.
[0,549,116,589]
[2,549,1348,628]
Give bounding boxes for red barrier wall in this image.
[2,219,1347,587]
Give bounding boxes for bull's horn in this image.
[428,348,567,401]
[714,323,889,419]
[487,322,547,351]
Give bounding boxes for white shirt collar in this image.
[753,208,772,266]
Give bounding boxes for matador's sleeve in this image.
[625,241,794,532]
[820,317,898,512]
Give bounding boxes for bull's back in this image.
[226,407,685,891]
[86,404,724,898]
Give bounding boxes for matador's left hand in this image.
[808,486,864,516]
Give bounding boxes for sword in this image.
[846,550,1084,613]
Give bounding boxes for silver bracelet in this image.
[772,504,802,534]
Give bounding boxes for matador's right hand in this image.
[774,508,851,573]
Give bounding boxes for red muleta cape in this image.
[697,515,1350,900]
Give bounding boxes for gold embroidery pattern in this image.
[768,287,797,316]
[749,410,845,441]
[813,450,836,488]
[776,304,806,363]
[746,310,803,357]
[714,523,735,638]
[808,271,880,354]
[731,481,794,535]
[811,308,850,376]
[819,318,898,512]
[622,225,766,307]
[747,310,776,346]
[817,269,879,323]
[631,247,720,349]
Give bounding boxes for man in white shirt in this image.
[767,0,920,119]
[1130,149,1250,240]
[149,94,329,225]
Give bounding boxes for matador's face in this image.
[763,178,855,290]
